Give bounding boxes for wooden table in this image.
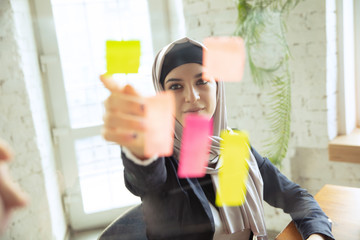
[275,184,360,240]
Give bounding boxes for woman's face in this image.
[163,63,217,126]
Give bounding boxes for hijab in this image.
[151,37,268,240]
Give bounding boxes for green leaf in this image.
[235,0,302,167]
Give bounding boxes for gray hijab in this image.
[151,37,268,239]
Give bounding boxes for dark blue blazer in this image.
[122,147,334,240]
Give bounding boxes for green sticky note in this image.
[106,40,141,74]
[216,130,250,207]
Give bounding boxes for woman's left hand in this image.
[0,139,28,234]
[306,233,327,240]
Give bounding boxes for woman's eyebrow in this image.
[165,78,182,84]
[194,72,203,78]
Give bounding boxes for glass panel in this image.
[51,0,155,128]
[75,136,140,214]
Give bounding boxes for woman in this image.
[102,37,334,240]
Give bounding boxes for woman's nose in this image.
[184,87,200,103]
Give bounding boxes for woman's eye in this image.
[196,79,208,85]
[169,84,182,90]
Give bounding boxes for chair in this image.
[98,204,147,240]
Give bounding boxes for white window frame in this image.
[32,0,185,231]
[336,0,358,135]
[355,0,360,128]
[33,0,131,230]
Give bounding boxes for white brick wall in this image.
[182,0,360,233]
[0,0,67,239]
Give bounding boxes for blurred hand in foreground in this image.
[100,75,147,160]
[0,139,28,233]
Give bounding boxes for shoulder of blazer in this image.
[250,146,266,170]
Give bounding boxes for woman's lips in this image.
[184,107,205,113]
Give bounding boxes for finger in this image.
[0,140,13,162]
[123,84,139,96]
[102,128,145,158]
[102,128,138,146]
[0,197,10,235]
[104,94,145,117]
[103,112,145,131]
[100,74,122,92]
[100,75,141,98]
[0,164,28,209]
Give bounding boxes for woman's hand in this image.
[306,233,327,240]
[100,75,147,159]
[0,139,28,233]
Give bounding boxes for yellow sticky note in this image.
[106,40,141,74]
[216,130,250,207]
[203,37,245,82]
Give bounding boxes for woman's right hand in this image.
[100,75,147,160]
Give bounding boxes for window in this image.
[355,0,360,128]
[336,0,357,135]
[328,0,360,164]
[33,0,184,230]
[51,0,154,229]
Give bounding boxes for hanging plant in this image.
[234,0,303,167]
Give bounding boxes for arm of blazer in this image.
[251,147,334,240]
[121,150,167,197]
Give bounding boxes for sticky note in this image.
[144,92,175,158]
[216,130,250,206]
[178,115,213,178]
[203,37,245,82]
[106,40,141,74]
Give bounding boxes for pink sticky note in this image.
[178,114,213,178]
[203,37,246,82]
[144,92,175,158]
